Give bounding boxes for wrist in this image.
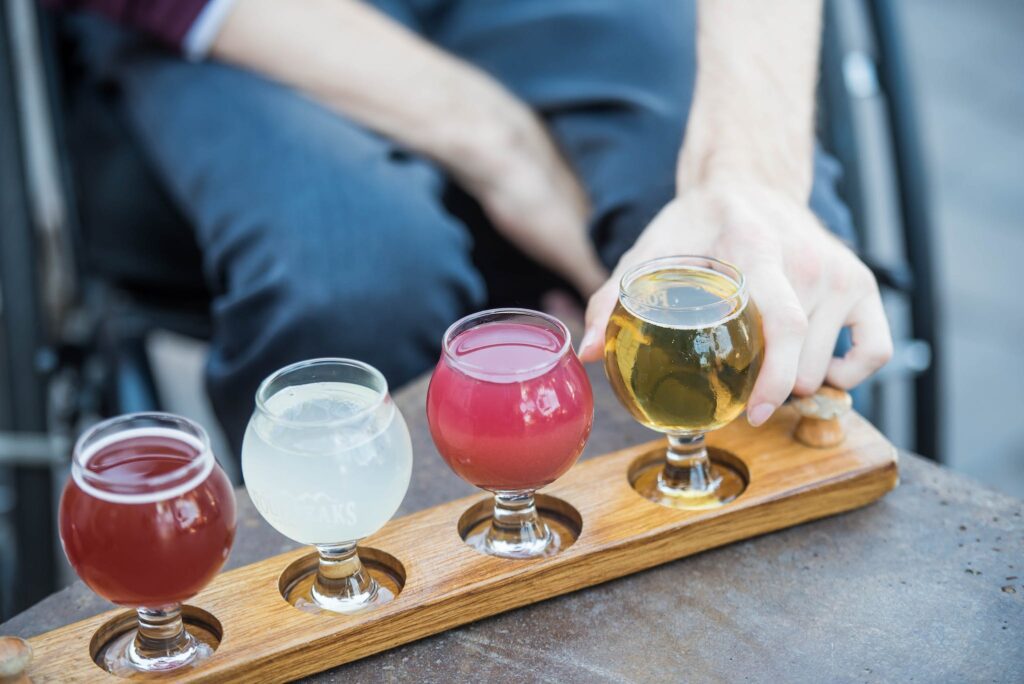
[680,168,813,214]
[427,82,538,187]
[678,148,813,206]
[677,109,814,203]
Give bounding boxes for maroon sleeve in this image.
[39,0,210,51]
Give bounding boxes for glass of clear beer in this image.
[604,256,764,509]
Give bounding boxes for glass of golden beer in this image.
[604,255,764,509]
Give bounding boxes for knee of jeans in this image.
[591,179,676,270]
[270,233,484,384]
[578,0,697,96]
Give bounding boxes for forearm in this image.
[212,0,602,295]
[211,0,531,181]
[678,0,822,201]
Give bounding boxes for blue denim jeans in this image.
[74,0,853,454]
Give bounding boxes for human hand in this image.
[577,179,893,426]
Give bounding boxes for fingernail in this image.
[748,403,774,427]
[580,329,597,353]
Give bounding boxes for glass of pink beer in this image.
[427,308,593,558]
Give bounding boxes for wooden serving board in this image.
[26,406,897,682]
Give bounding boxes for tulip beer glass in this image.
[59,413,237,675]
[605,256,764,509]
[243,358,412,613]
[427,309,593,558]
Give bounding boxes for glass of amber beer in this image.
[604,256,764,509]
[60,413,236,675]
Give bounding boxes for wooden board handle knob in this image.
[790,386,852,448]
[0,636,32,683]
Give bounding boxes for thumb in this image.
[578,278,619,362]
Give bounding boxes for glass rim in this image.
[618,255,748,313]
[441,307,573,379]
[254,357,390,428]
[71,412,214,503]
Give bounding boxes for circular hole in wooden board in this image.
[627,445,750,508]
[89,605,222,677]
[278,547,406,614]
[456,493,583,552]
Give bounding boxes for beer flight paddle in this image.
[23,256,899,682]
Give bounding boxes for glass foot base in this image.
[633,458,746,510]
[463,514,577,559]
[457,494,582,560]
[101,626,213,677]
[301,580,396,615]
[465,524,561,559]
[280,551,404,616]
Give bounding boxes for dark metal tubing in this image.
[0,1,57,615]
[867,0,942,461]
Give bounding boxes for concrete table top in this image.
[4,366,1022,682]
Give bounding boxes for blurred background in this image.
[1,0,1021,620]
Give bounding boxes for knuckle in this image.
[828,372,855,391]
[792,375,820,397]
[790,249,824,290]
[856,260,876,285]
[775,306,808,335]
[829,264,855,295]
[828,258,867,297]
[845,342,893,382]
[778,372,799,401]
[868,338,895,368]
[763,360,799,399]
[852,262,877,295]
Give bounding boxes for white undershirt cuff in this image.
[182,0,240,62]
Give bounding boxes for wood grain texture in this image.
[25,406,897,682]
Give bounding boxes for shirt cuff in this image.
[182,0,239,61]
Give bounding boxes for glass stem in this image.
[132,605,194,661]
[314,542,377,602]
[488,490,549,548]
[661,432,718,493]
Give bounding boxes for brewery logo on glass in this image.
[248,490,360,530]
